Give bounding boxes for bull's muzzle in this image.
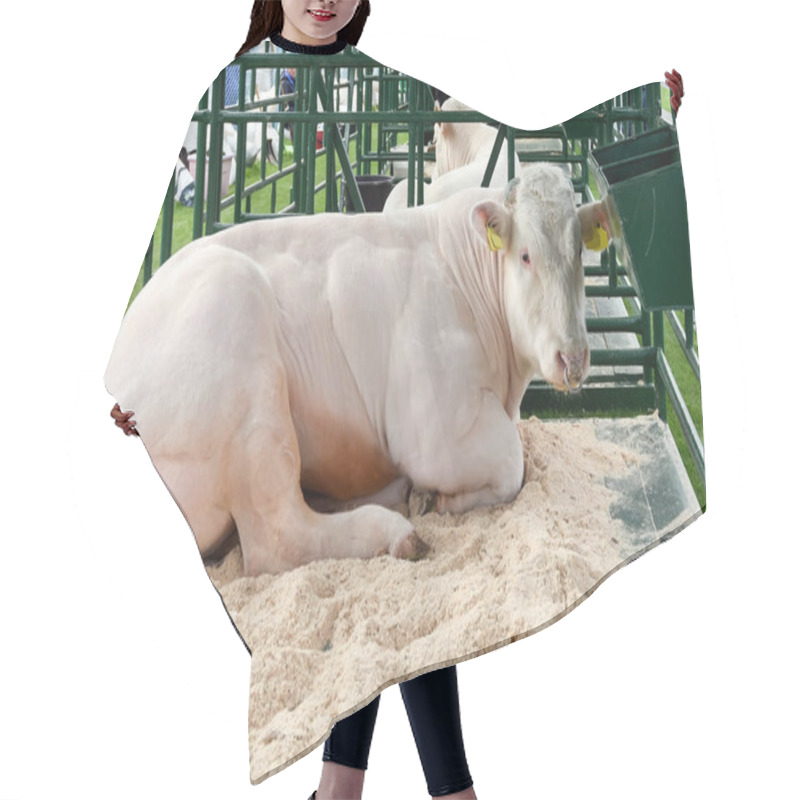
[563,364,586,394]
[559,349,589,394]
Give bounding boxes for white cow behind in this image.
[223,121,280,168]
[106,165,607,576]
[383,97,523,213]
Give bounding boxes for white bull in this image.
[106,165,607,576]
[383,97,523,213]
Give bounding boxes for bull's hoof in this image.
[389,530,430,561]
[409,489,438,517]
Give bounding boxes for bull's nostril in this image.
[563,364,585,393]
[559,349,588,394]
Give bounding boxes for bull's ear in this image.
[434,99,442,112]
[471,200,511,252]
[578,200,611,251]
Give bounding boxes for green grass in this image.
[662,315,705,510]
[661,84,673,115]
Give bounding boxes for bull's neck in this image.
[434,206,529,416]
[443,126,491,173]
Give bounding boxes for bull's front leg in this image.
[435,416,523,514]
[402,389,524,516]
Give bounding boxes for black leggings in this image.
[323,665,473,797]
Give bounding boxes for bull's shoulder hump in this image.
[210,211,433,255]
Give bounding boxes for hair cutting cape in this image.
[105,38,701,783]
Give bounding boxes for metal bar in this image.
[305,67,319,213]
[585,285,638,298]
[608,241,618,291]
[272,122,283,213]
[365,68,376,172]
[319,74,365,213]
[507,126,516,180]
[193,108,517,125]
[589,347,658,367]
[236,52,385,68]
[219,163,298,199]
[159,171,176,267]
[325,121,336,210]
[657,349,706,483]
[342,65,357,191]
[653,310,667,420]
[205,69,226,235]
[521,384,657,418]
[192,89,209,241]
[684,308,695,350]
[586,315,645,334]
[415,79,425,206]
[233,65,248,224]
[373,67,383,176]
[582,372,645,386]
[356,150,432,164]
[406,78,417,207]
[355,67,364,176]
[270,68,285,213]
[142,234,154,286]
[291,67,305,215]
[481,125,506,188]
[331,120,364,213]
[239,209,302,222]
[641,306,653,385]
[647,81,661,129]
[322,68,336,211]
[667,309,701,382]
[584,265,614,277]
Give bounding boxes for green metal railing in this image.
[138,50,703,502]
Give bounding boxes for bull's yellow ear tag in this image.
[584,223,609,252]
[487,224,504,251]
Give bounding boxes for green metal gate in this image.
[136,46,703,506]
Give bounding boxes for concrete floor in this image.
[579,246,701,546]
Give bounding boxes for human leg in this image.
[400,666,475,798]
[315,695,381,800]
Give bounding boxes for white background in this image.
[1,1,797,798]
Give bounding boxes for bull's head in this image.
[470,166,609,393]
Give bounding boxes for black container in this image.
[344,175,395,213]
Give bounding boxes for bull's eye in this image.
[521,250,531,266]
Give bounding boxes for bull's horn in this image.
[504,177,521,206]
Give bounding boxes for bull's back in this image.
[105,241,282,452]
[106,209,442,501]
